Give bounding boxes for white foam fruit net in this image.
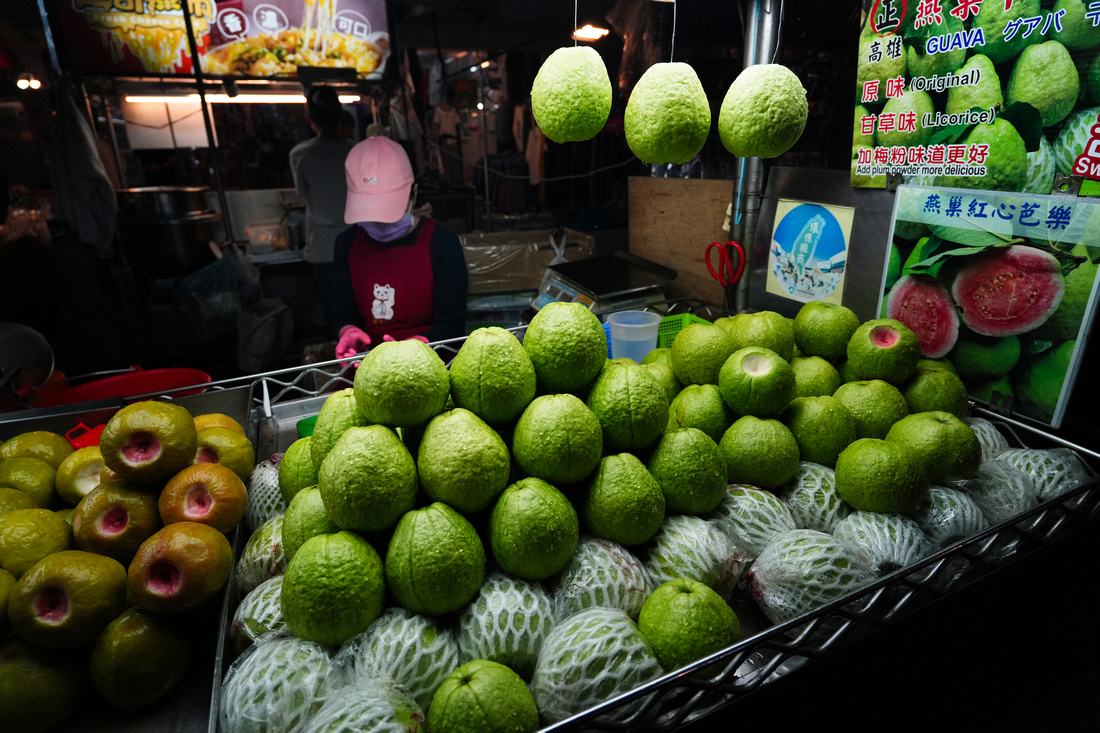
[326,606,460,712]
[997,447,1090,502]
[230,574,287,655]
[235,513,288,597]
[529,606,664,724]
[832,511,931,574]
[246,454,287,532]
[219,634,332,733]
[552,536,653,621]
[949,458,1039,525]
[964,417,1011,464]
[456,570,557,680]
[642,514,744,600]
[779,461,851,534]
[299,677,425,733]
[744,529,878,625]
[708,484,798,559]
[909,485,990,548]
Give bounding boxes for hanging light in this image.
[573,24,609,41]
[124,92,361,104]
[17,72,40,90]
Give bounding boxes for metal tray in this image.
[212,303,1099,733]
[0,383,253,733]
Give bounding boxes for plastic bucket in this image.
[607,311,662,363]
[32,367,212,408]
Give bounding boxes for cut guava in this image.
[885,274,960,359]
[949,246,1065,337]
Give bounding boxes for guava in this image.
[969,375,1013,404]
[1089,55,1100,104]
[531,46,612,144]
[972,0,1041,65]
[950,245,1065,337]
[875,90,935,149]
[936,119,1029,192]
[951,333,1021,383]
[853,104,874,147]
[855,33,906,107]
[1007,41,1079,128]
[625,62,711,164]
[851,145,885,189]
[1030,245,1099,342]
[1052,0,1100,52]
[719,64,807,158]
[906,12,966,79]
[885,274,960,359]
[945,55,1002,117]
[1011,340,1076,423]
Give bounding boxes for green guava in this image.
[936,119,1029,192]
[1007,41,1080,127]
[945,55,1002,117]
[875,90,935,149]
[1012,340,1076,423]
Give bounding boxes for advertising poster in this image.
[47,0,391,79]
[766,200,855,306]
[882,184,1100,428]
[47,0,216,75]
[852,0,1100,196]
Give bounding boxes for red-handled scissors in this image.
[706,241,745,286]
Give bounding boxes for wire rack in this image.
[535,440,1099,731]
[224,307,1099,733]
[243,298,729,416]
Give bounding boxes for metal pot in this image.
[119,211,222,279]
[116,186,211,220]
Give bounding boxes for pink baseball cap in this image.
[344,136,414,224]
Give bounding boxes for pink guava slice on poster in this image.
[885,274,960,359]
[949,245,1065,337]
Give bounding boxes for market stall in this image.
[2,0,1100,730]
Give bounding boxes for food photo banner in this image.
[852,0,1100,196]
[882,184,1100,429]
[46,0,391,79]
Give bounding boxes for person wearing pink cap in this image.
[332,135,467,357]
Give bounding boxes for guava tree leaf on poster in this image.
[900,233,941,274]
[905,244,988,277]
[927,217,1017,249]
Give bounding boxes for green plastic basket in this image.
[657,313,712,349]
[296,415,318,438]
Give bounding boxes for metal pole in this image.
[479,70,492,231]
[181,2,234,243]
[98,90,128,189]
[731,0,782,313]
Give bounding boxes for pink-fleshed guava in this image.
[885,274,960,359]
[949,246,1065,337]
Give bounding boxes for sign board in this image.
[852,0,1100,196]
[765,200,855,306]
[883,184,1100,429]
[45,0,392,80]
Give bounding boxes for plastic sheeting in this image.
[49,78,118,257]
[461,227,595,294]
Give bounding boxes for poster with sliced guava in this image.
[882,185,1100,429]
[852,0,1100,196]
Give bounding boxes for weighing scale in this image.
[531,251,677,316]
